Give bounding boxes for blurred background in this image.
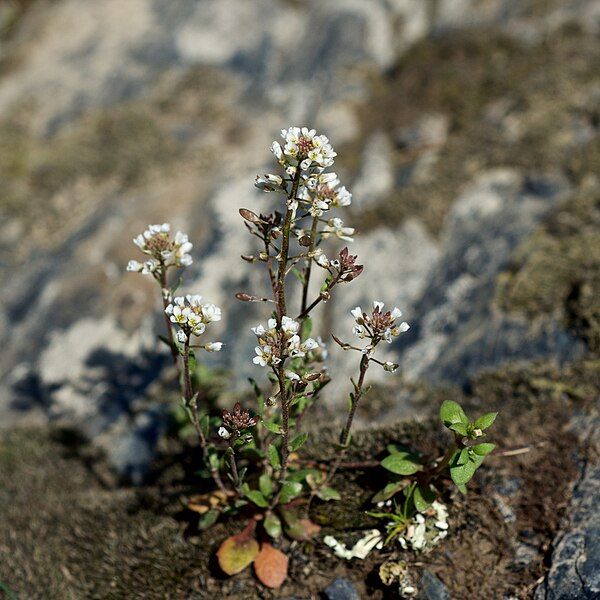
[0,0,599,484]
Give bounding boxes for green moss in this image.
[354,27,600,235]
[497,191,600,352]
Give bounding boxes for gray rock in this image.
[399,169,584,387]
[417,569,451,600]
[324,578,361,600]
[535,462,600,599]
[352,132,395,206]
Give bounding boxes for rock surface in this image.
[324,578,361,600]
[0,0,598,481]
[535,418,600,600]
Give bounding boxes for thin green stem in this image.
[300,216,319,323]
[182,338,227,494]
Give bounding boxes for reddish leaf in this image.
[280,509,321,541]
[216,522,259,575]
[254,543,288,588]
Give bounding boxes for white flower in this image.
[253,345,279,367]
[316,252,329,267]
[168,302,190,324]
[141,259,159,274]
[351,306,363,320]
[127,260,143,272]
[201,303,222,323]
[176,330,188,343]
[373,300,385,311]
[383,361,398,373]
[205,342,223,352]
[391,307,402,319]
[323,217,355,242]
[302,338,318,351]
[285,370,301,381]
[251,324,266,336]
[218,426,231,439]
[281,316,300,335]
[353,325,366,339]
[255,173,284,192]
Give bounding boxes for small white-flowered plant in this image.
[165,295,222,342]
[127,223,193,276]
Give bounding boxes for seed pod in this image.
[239,208,262,223]
[298,235,312,247]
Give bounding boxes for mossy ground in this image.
[1,358,596,599]
[341,25,600,235]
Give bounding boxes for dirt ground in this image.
[1,359,597,599]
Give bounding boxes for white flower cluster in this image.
[252,316,318,369]
[300,172,352,217]
[165,295,222,349]
[273,127,336,173]
[351,301,410,344]
[127,223,193,275]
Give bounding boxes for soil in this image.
[1,359,596,599]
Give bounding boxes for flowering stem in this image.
[268,168,302,504]
[159,269,180,373]
[227,445,241,493]
[300,216,319,322]
[182,338,227,494]
[339,353,370,447]
[296,273,341,321]
[309,353,370,509]
[275,170,301,319]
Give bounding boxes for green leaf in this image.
[280,509,320,540]
[381,453,422,475]
[208,452,220,470]
[290,432,309,452]
[200,414,210,439]
[440,400,469,427]
[317,487,341,501]
[456,483,467,494]
[303,317,313,337]
[413,485,437,512]
[267,445,281,470]
[450,422,469,436]
[386,443,414,455]
[263,421,283,435]
[472,443,496,456]
[457,448,470,465]
[278,481,303,504]
[198,509,219,530]
[372,481,404,503]
[450,460,478,486]
[264,513,282,539]
[259,474,274,498]
[474,412,498,430]
[286,468,318,483]
[245,489,268,508]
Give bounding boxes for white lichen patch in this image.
[323,529,383,560]
[396,501,449,552]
